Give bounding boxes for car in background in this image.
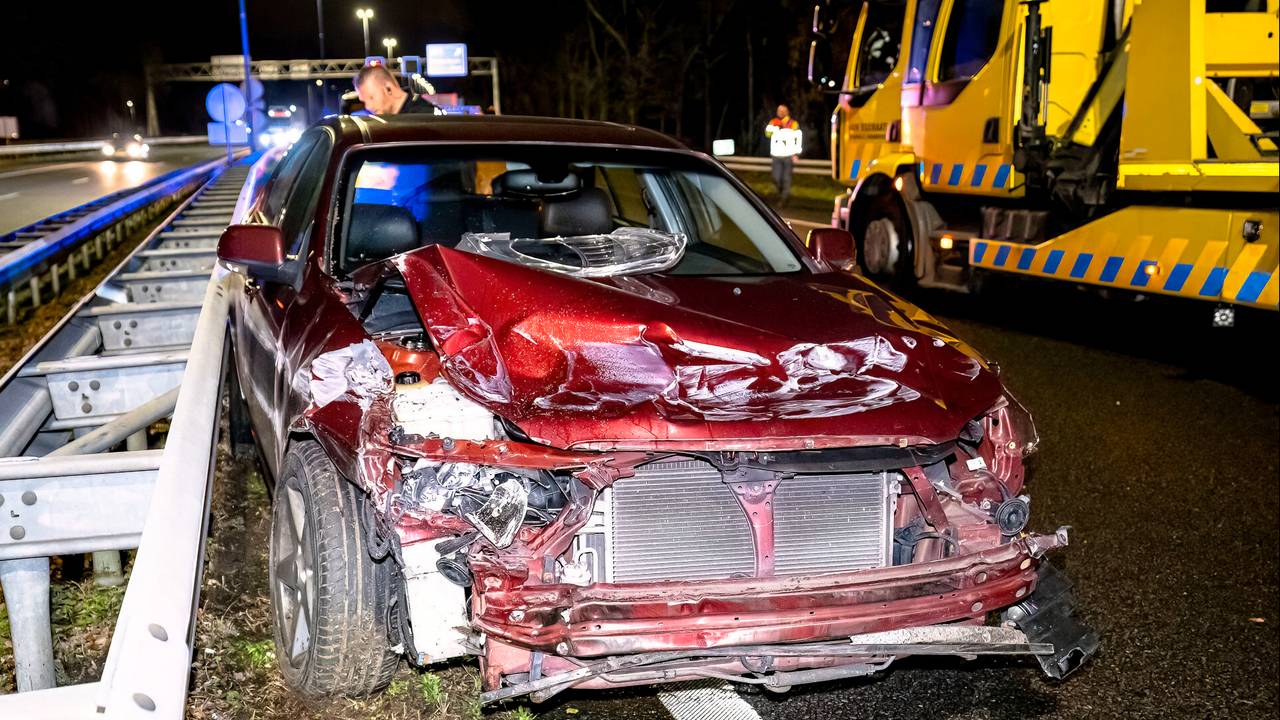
[100,132,149,160]
[217,114,1097,705]
[259,105,305,149]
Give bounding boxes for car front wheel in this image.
[269,439,400,697]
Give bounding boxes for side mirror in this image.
[217,224,291,283]
[806,227,856,271]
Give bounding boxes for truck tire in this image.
[269,439,400,697]
[849,176,917,288]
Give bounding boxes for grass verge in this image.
[735,168,846,214]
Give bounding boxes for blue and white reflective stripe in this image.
[992,164,1011,188]
[972,241,988,264]
[919,162,1012,189]
[993,245,1011,267]
[1016,247,1036,270]
[1163,263,1194,292]
[1199,267,1228,297]
[1069,253,1093,279]
[1129,260,1158,287]
[1099,257,1125,283]
[1043,249,1065,274]
[1237,271,1270,303]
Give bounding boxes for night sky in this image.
[0,0,855,152]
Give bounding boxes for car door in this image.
[234,127,333,476]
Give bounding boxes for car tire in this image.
[269,439,400,697]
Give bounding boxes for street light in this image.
[382,37,397,60]
[356,8,374,57]
[125,99,136,127]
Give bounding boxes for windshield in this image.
[334,148,803,277]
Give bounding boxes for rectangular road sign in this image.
[426,43,468,77]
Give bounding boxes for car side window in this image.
[937,0,1004,83]
[261,130,325,226]
[278,129,334,254]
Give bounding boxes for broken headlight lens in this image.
[401,459,569,548]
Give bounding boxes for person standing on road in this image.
[353,64,441,116]
[765,104,802,207]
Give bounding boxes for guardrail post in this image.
[92,551,125,587]
[90,429,148,588]
[0,557,56,691]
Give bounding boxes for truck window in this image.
[907,0,944,84]
[853,3,905,90]
[937,0,1005,83]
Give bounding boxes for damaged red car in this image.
[218,114,1098,704]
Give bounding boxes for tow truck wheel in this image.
[863,218,900,275]
[270,440,400,697]
[851,178,916,288]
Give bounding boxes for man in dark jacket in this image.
[354,64,440,116]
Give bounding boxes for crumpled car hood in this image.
[390,245,1004,450]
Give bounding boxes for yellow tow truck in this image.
[812,0,1278,320]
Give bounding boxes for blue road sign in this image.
[206,83,248,147]
[206,83,246,122]
[426,43,468,77]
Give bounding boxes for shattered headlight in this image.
[400,459,569,549]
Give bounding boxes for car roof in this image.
[321,113,689,152]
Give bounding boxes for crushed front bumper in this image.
[478,537,1041,656]
[476,533,1099,703]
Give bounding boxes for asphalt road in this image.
[526,214,1279,719]
[0,145,225,235]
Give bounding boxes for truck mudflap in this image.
[1003,563,1100,679]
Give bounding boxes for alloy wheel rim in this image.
[273,479,317,670]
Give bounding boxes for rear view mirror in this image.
[217,224,293,284]
[806,227,856,271]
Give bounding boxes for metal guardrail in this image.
[719,155,833,176]
[0,137,208,159]
[0,154,241,324]
[0,156,258,718]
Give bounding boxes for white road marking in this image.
[659,680,762,720]
[0,192,17,202]
[0,160,95,180]
[71,176,90,185]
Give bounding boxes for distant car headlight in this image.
[101,143,115,157]
[125,141,145,159]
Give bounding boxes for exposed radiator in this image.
[573,457,898,584]
[773,472,897,575]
